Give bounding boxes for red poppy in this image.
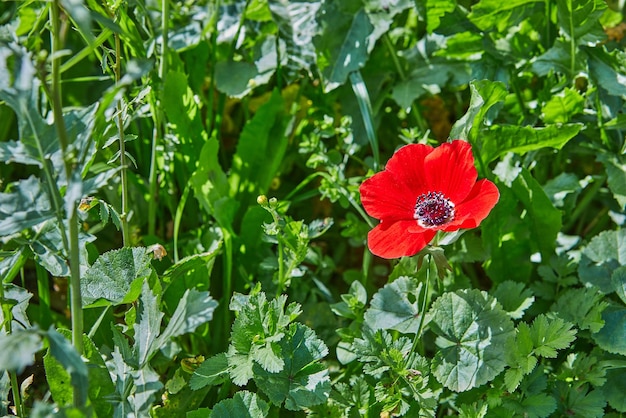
[359,140,499,259]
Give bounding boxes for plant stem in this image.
[50,1,84,408]
[148,0,170,237]
[114,31,131,246]
[0,283,24,417]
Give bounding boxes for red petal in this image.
[367,220,436,259]
[384,143,432,196]
[424,140,478,203]
[360,170,415,221]
[443,179,499,231]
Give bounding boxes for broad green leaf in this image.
[555,0,607,46]
[429,289,515,392]
[541,88,585,123]
[604,368,626,412]
[449,80,507,144]
[214,60,258,98]
[555,383,606,418]
[612,266,626,305]
[190,353,229,390]
[211,391,269,418]
[0,328,42,373]
[492,281,535,319]
[468,0,543,32]
[190,136,237,232]
[516,393,557,418]
[363,276,424,333]
[480,124,582,164]
[511,168,562,261]
[579,229,626,293]
[587,48,626,97]
[253,323,330,410]
[591,305,626,355]
[156,289,218,348]
[81,247,154,307]
[229,90,291,211]
[529,314,576,358]
[0,176,53,236]
[268,0,320,79]
[45,328,89,407]
[597,152,626,209]
[551,287,608,333]
[315,6,373,90]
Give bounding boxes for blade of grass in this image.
[349,71,380,171]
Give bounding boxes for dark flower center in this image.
[414,191,455,227]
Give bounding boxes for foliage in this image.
[1,0,626,416]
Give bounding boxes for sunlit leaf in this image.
[363,276,424,333]
[592,306,626,355]
[430,289,515,392]
[211,391,270,418]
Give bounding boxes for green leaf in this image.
[429,289,515,392]
[190,353,229,390]
[604,368,626,412]
[579,229,626,293]
[0,328,42,373]
[612,266,626,305]
[480,124,582,164]
[156,289,217,347]
[0,283,32,329]
[363,276,424,333]
[592,305,626,355]
[532,39,587,77]
[81,247,154,307]
[449,79,508,143]
[587,48,626,97]
[315,6,373,90]
[468,0,543,32]
[425,0,456,33]
[551,287,608,333]
[517,393,557,418]
[134,281,164,366]
[541,88,585,123]
[229,90,291,210]
[555,383,606,418]
[492,281,535,319]
[529,314,576,358]
[597,152,626,208]
[211,391,270,418]
[253,323,330,410]
[214,60,258,98]
[267,0,320,79]
[45,328,89,407]
[0,176,54,236]
[556,0,607,46]
[510,168,562,261]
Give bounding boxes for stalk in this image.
[148,0,170,236]
[50,1,84,409]
[0,283,24,417]
[113,31,131,246]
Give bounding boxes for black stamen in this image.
[414,191,455,227]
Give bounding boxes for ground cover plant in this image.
[1,0,626,416]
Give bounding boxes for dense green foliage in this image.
[1,0,626,416]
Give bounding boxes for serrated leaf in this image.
[529,315,576,358]
[156,289,217,345]
[468,0,542,32]
[613,266,626,305]
[0,283,32,330]
[551,287,608,333]
[429,289,515,392]
[253,343,284,373]
[592,305,626,355]
[190,353,229,390]
[364,276,424,333]
[135,281,164,366]
[81,247,154,307]
[588,48,626,97]
[520,393,557,418]
[132,366,163,416]
[254,323,330,410]
[492,281,535,319]
[211,391,270,418]
[228,352,256,387]
[541,88,585,123]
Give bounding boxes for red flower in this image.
[359,140,499,259]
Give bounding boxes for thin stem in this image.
[0,282,24,417]
[148,0,170,237]
[173,182,191,263]
[114,31,131,246]
[410,255,431,358]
